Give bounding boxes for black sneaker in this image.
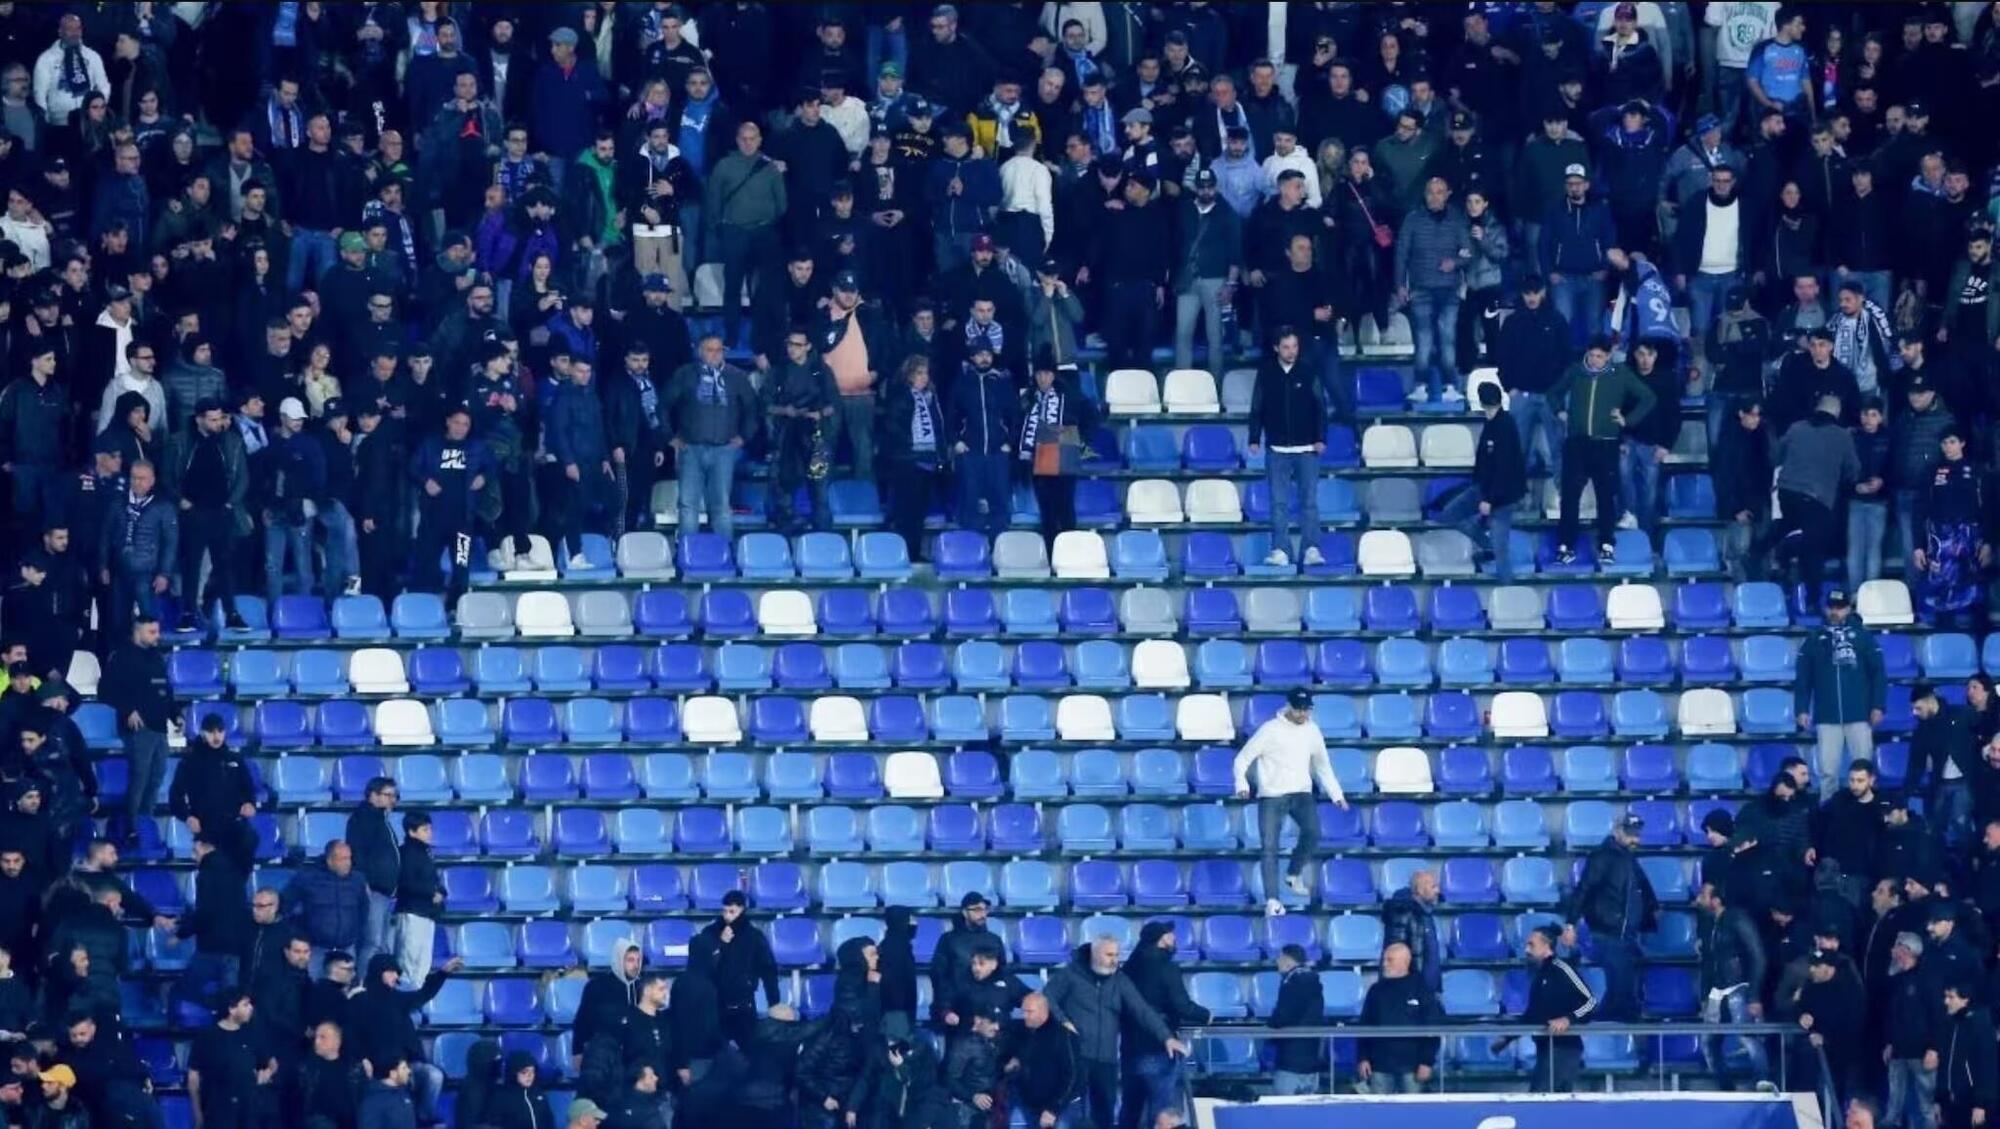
[1555,545,1577,566]
[175,613,201,633]
[224,611,249,632]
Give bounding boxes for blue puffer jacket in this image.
[99,491,178,576]
[281,859,371,951]
[545,381,610,469]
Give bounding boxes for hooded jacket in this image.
[1795,619,1886,726]
[696,912,780,1010]
[830,935,882,1033]
[488,1052,554,1129]
[349,956,450,1073]
[845,1015,944,1129]
[1121,923,1211,1060]
[877,906,919,1019]
[668,933,723,1064]
[1043,943,1173,1063]
[576,939,643,1052]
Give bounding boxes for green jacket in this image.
[1794,618,1886,726]
[1548,361,1657,441]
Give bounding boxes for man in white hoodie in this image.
[1235,687,1348,916]
[97,332,163,438]
[1259,125,1318,208]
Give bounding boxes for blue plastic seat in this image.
[1665,528,1721,575]
[1435,746,1492,795]
[1612,690,1671,738]
[1742,688,1794,734]
[1363,695,1419,739]
[291,649,349,695]
[533,646,590,692]
[932,530,992,580]
[633,591,693,638]
[1924,633,1980,679]
[1493,800,1550,848]
[677,533,735,579]
[170,651,225,697]
[1371,801,1428,848]
[333,595,391,639]
[1438,639,1493,685]
[1009,641,1068,690]
[1069,860,1127,907]
[988,805,1044,853]
[1000,589,1058,635]
[931,695,989,742]
[1253,640,1310,688]
[1669,582,1729,629]
[755,753,813,800]
[273,595,332,639]
[1374,638,1432,687]
[944,751,1003,799]
[1190,860,1249,907]
[857,531,913,580]
[1314,640,1371,685]
[315,700,374,747]
[1179,531,1240,578]
[1741,635,1797,682]
[1305,588,1361,632]
[674,808,731,853]
[806,807,863,855]
[1070,749,1126,798]
[1124,424,1178,471]
[890,642,948,689]
[588,645,649,691]
[1185,589,1243,635]
[1497,639,1554,683]
[1442,970,1500,1017]
[1110,530,1169,581]
[1559,746,1618,793]
[1059,806,1114,853]
[736,532,794,579]
[1556,638,1614,684]
[1362,586,1420,632]
[1060,588,1118,635]
[1732,581,1789,628]
[999,697,1055,742]
[1072,641,1131,690]
[1181,424,1239,471]
[1616,637,1673,684]
[1549,692,1608,738]
[749,697,809,744]
[826,753,883,800]
[699,590,757,638]
[474,648,531,694]
[1430,587,1486,632]
[1881,634,1918,679]
[391,593,451,639]
[1502,857,1560,904]
[483,810,544,857]
[1546,586,1604,630]
[770,643,829,690]
[1432,800,1489,848]
[504,698,562,747]
[943,589,1000,636]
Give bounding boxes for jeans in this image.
[1723,514,1768,581]
[1173,277,1229,372]
[410,1063,443,1123]
[109,568,162,640]
[1620,439,1664,531]
[360,889,395,969]
[286,227,339,293]
[123,729,168,833]
[264,518,314,608]
[1257,792,1319,901]
[1438,484,1514,580]
[1815,723,1875,800]
[955,451,1011,540]
[9,463,66,537]
[1847,499,1889,587]
[1510,390,1565,481]
[1551,274,1606,347]
[1357,1072,1423,1094]
[1590,935,1642,1022]
[1688,270,1740,344]
[318,499,358,591]
[1700,986,1771,1089]
[678,203,704,271]
[1409,288,1460,397]
[1885,1058,1938,1129]
[1117,1053,1182,1129]
[1932,778,1974,849]
[1521,221,1545,276]
[830,394,877,480]
[1312,338,1351,423]
[677,443,740,538]
[1836,267,1893,316]
[396,912,436,981]
[1272,1071,1322,1096]
[1265,449,1320,562]
[865,25,908,89]
[1895,489,1923,584]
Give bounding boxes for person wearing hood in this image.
[356,1056,416,1129]
[830,936,883,1035]
[603,1064,668,1129]
[100,390,160,479]
[295,1020,365,1129]
[797,947,872,1124]
[618,120,695,308]
[876,907,919,1025]
[697,891,779,1048]
[490,1052,555,1129]
[1119,920,1210,1129]
[668,934,722,1085]
[348,953,460,1123]
[843,1012,943,1129]
[577,940,644,1057]
[96,336,166,442]
[453,1041,502,1129]
[1044,937,1186,1129]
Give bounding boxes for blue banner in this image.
[1207,1094,1814,1129]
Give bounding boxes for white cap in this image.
[279,397,307,421]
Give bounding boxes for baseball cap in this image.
[1285,688,1313,711]
[642,273,671,293]
[1825,589,1851,608]
[1563,163,1588,179]
[339,231,366,254]
[37,1066,74,1090]
[320,398,347,419]
[1908,373,1934,394]
[1907,100,1930,117]
[1448,111,1475,131]
[832,269,860,291]
[879,61,903,79]
[1696,113,1721,135]
[1930,900,1958,923]
[549,26,579,46]
[1122,107,1153,126]
[1894,932,1925,955]
[1614,2,1639,18]
[907,97,932,118]
[1194,168,1217,187]
[970,233,995,253]
[1037,257,1062,275]
[1616,813,1646,834]
[279,397,307,421]
[566,1099,606,1125]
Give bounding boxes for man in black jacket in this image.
[1879,932,1941,1129]
[1245,329,1325,569]
[393,811,440,981]
[1089,173,1170,371]
[348,954,459,1125]
[177,831,251,1015]
[167,714,258,873]
[99,614,168,847]
[1382,871,1444,994]
[1560,813,1657,1023]
[1915,685,1983,851]
[1007,994,1078,1129]
[1938,979,1997,1129]
[1695,881,1770,1090]
[1440,383,1525,579]
[58,1010,156,1129]
[1118,921,1209,1129]
[1798,950,1869,1105]
[696,892,779,1048]
[931,893,1001,1028]
[669,934,722,1085]
[1714,398,1775,581]
[603,342,672,536]
[342,778,399,970]
[1501,926,1595,1093]
[1817,761,1886,907]
[1494,276,1572,480]
[1267,946,1326,1095]
[1257,230,1348,425]
[1358,941,1441,1094]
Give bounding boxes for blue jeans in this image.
[1836,267,1893,315]
[1510,390,1565,482]
[1620,439,1663,531]
[1895,488,1922,584]
[359,888,396,969]
[318,499,358,591]
[1847,499,1888,588]
[678,202,704,270]
[1438,484,1515,580]
[1590,935,1642,1022]
[1933,779,1974,850]
[9,463,67,533]
[677,443,740,538]
[286,227,339,293]
[1688,270,1739,344]
[1118,1052,1182,1129]
[1551,274,1606,347]
[1886,1058,1938,1129]
[1409,288,1460,397]
[264,518,314,608]
[955,451,1010,539]
[1273,1071,1323,1096]
[1312,338,1350,422]
[1266,449,1319,562]
[1700,986,1770,1089]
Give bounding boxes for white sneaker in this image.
[1406,386,1430,403]
[1265,898,1287,917]
[1302,546,1326,566]
[1264,548,1290,566]
[496,542,520,570]
[1617,511,1639,530]
[487,549,512,572]
[1440,386,1466,403]
[568,553,594,570]
[1286,875,1311,897]
[343,576,362,596]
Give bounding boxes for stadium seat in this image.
[1489,586,1545,630]
[1357,530,1416,577]
[1606,584,1665,629]
[1742,635,1798,682]
[1306,588,1361,632]
[1430,587,1486,632]
[1490,692,1550,738]
[1857,579,1915,625]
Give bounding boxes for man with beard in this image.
[189,988,277,1129]
[407,407,494,608]
[168,713,258,873]
[293,1021,363,1129]
[814,271,894,483]
[347,955,459,1124]
[253,934,313,1062]
[3,526,85,681]
[304,952,357,1035]
[763,329,835,534]
[0,850,39,977]
[57,1011,156,1129]
[696,891,778,1048]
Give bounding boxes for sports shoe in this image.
[1285,875,1311,897]
[487,548,512,572]
[1598,542,1617,564]
[1440,386,1466,403]
[1617,511,1639,530]
[1264,898,1287,917]
[1302,546,1326,566]
[1264,548,1290,566]
[496,542,520,570]
[1555,545,1577,566]
[1406,386,1431,403]
[175,613,201,634]
[343,576,363,596]
[224,611,249,632]
[569,554,594,570]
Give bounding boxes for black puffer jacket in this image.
[1119,923,1210,1060]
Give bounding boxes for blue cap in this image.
[641,274,671,292]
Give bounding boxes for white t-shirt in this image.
[1708,1,1780,69]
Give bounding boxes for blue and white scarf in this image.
[696,365,728,406]
[910,390,938,453]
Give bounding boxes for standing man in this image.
[947,340,1016,542]
[1171,168,1240,374]
[1502,926,1595,1093]
[343,778,399,971]
[1233,687,1348,917]
[1395,177,1472,405]
[1795,590,1887,798]
[1935,980,1995,1129]
[280,842,369,977]
[1912,684,1980,851]
[1694,881,1769,1091]
[697,891,780,1048]
[1269,945,1327,1096]
[1245,329,1324,569]
[167,714,259,873]
[1044,937,1186,1129]
[1438,383,1525,579]
[393,810,440,982]
[663,335,759,539]
[1560,813,1658,1022]
[815,271,890,484]
[408,408,493,607]
[1118,922,1210,1129]
[163,399,249,633]
[545,358,615,567]
[1549,336,1655,567]
[98,460,177,639]
[1088,173,1171,373]
[1357,942,1442,1095]
[187,988,276,1129]
[603,342,673,536]
[704,122,786,355]
[1382,871,1444,993]
[100,614,168,847]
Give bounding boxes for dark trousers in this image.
[358,509,406,600]
[1033,474,1076,549]
[9,463,67,544]
[123,728,168,834]
[1311,339,1353,425]
[1778,489,1836,597]
[617,448,662,533]
[1104,280,1157,370]
[492,463,533,555]
[769,421,828,531]
[716,224,779,349]
[560,465,616,557]
[412,499,473,606]
[885,456,936,561]
[1531,1041,1583,1093]
[956,451,1012,539]
[179,506,239,621]
[1558,436,1620,550]
[1079,1059,1119,1129]
[1592,935,1642,1022]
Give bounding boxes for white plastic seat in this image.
[1857,579,1916,626]
[1490,691,1551,739]
[1184,479,1243,523]
[995,530,1053,578]
[65,651,100,696]
[1125,480,1185,525]
[1357,530,1416,577]
[1464,367,1506,412]
[1119,588,1178,636]
[650,480,680,524]
[1055,695,1116,741]
[809,696,869,742]
[1374,747,1435,794]
[691,262,750,308]
[576,590,635,637]
[1051,531,1111,579]
[1131,639,1192,690]
[455,592,515,639]
[1361,424,1419,468]
[349,648,410,694]
[514,591,576,638]
[1244,588,1303,633]
[1488,586,1544,630]
[1543,478,1597,522]
[1366,311,1414,356]
[683,696,743,744]
[1221,368,1257,413]
[1415,530,1477,578]
[1175,693,1235,741]
[503,534,558,580]
[1667,419,1710,465]
[1606,584,1666,630]
[1678,688,1738,736]
[884,751,945,799]
[1419,423,1476,468]
[1162,368,1220,414]
[1104,369,1163,415]
[757,590,818,636]
[375,699,437,746]
[615,531,675,579]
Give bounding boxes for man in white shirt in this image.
[1235,688,1347,916]
[30,14,106,129]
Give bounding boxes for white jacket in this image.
[1000,154,1055,245]
[31,41,107,127]
[1232,715,1344,800]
